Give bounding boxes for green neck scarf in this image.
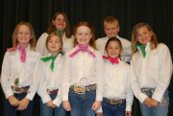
[136,44,146,58]
[55,29,64,37]
[41,55,57,71]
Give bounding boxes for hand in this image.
[150,98,158,107]
[143,97,152,107]
[96,112,103,116]
[46,100,56,108]
[92,101,101,111]
[17,98,30,110]
[62,101,71,111]
[126,111,132,116]
[8,95,19,106]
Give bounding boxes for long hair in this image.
[131,23,158,54]
[73,21,96,49]
[12,21,36,50]
[47,11,72,38]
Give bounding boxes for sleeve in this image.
[152,45,173,102]
[130,57,148,103]
[95,53,104,101]
[0,52,14,98]
[61,54,71,101]
[25,54,42,101]
[125,67,134,111]
[53,86,63,107]
[36,33,48,56]
[36,63,51,103]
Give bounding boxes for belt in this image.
[11,86,30,93]
[103,98,125,105]
[47,89,59,94]
[141,88,155,97]
[70,84,96,94]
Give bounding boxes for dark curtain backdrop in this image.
[0,0,173,116]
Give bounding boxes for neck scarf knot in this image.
[103,56,119,64]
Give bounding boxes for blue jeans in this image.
[3,93,34,116]
[69,90,96,116]
[40,93,67,116]
[140,91,169,116]
[102,100,126,116]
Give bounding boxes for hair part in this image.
[12,21,36,50]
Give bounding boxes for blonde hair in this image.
[131,23,158,54]
[47,11,71,38]
[73,21,96,49]
[104,16,119,28]
[46,31,63,51]
[12,22,36,50]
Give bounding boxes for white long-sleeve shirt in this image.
[62,46,104,101]
[96,35,132,63]
[37,53,63,106]
[131,43,173,103]
[1,46,40,100]
[103,60,133,111]
[36,32,74,56]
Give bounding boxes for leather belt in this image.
[141,88,155,97]
[11,86,30,93]
[103,98,125,105]
[47,89,59,94]
[70,84,96,94]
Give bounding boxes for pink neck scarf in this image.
[103,56,119,64]
[69,44,96,58]
[18,47,26,63]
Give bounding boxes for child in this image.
[62,21,104,116]
[37,32,67,116]
[130,23,173,116]
[96,16,131,63]
[102,37,133,116]
[36,11,74,56]
[0,22,40,116]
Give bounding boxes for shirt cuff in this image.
[41,94,51,104]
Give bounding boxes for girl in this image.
[37,32,66,116]
[130,23,173,116]
[102,37,133,116]
[36,11,74,56]
[1,22,40,116]
[62,21,104,116]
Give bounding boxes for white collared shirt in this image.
[96,35,132,63]
[1,46,41,100]
[37,53,63,106]
[36,32,74,56]
[131,43,173,103]
[103,60,133,111]
[62,46,104,101]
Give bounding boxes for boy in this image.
[96,16,131,63]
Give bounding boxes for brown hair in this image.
[46,31,63,51]
[73,21,96,49]
[131,23,158,54]
[104,16,119,28]
[105,37,123,58]
[47,11,71,38]
[12,21,36,50]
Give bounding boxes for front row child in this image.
[130,23,173,116]
[37,32,67,116]
[62,21,104,116]
[1,22,40,116]
[102,37,133,116]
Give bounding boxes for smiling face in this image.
[106,40,121,58]
[47,35,62,54]
[17,25,32,47]
[136,26,153,45]
[52,14,66,31]
[75,25,92,45]
[104,23,119,38]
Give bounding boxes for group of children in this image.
[1,11,172,116]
